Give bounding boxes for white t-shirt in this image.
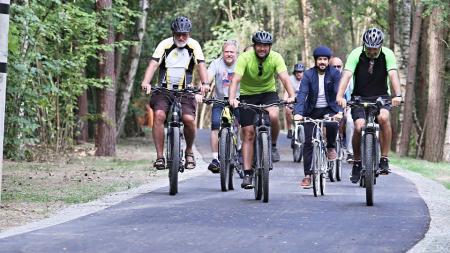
[207,57,238,99]
[289,75,301,92]
[315,73,327,108]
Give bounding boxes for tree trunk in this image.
[423,7,445,162]
[388,0,395,49]
[114,32,124,87]
[399,1,423,156]
[443,104,450,162]
[76,91,89,143]
[95,0,116,156]
[0,0,11,203]
[116,0,149,139]
[278,0,286,38]
[300,0,312,67]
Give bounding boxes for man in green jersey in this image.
[336,28,402,184]
[228,31,296,189]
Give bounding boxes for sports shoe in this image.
[241,172,254,189]
[208,158,220,173]
[346,153,354,163]
[350,161,362,183]
[287,129,293,139]
[272,146,280,162]
[379,157,391,175]
[327,148,337,160]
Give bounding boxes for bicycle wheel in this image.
[363,133,375,206]
[168,127,180,195]
[254,168,262,200]
[335,138,343,181]
[219,128,230,192]
[320,173,326,195]
[293,144,303,163]
[312,143,320,197]
[228,134,237,190]
[260,132,270,203]
[328,160,336,182]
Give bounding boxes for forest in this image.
[2,0,449,162]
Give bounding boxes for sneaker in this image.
[287,129,293,139]
[350,161,362,183]
[300,176,312,188]
[379,157,391,175]
[272,146,280,162]
[241,172,254,189]
[346,153,354,163]
[208,158,220,174]
[327,148,337,160]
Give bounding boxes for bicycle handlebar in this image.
[238,100,295,110]
[150,86,201,95]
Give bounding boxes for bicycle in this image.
[348,96,393,206]
[301,117,338,197]
[291,120,305,163]
[150,86,200,196]
[328,131,344,182]
[238,100,294,203]
[203,97,242,192]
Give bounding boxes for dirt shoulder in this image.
[0,137,160,232]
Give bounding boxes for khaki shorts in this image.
[149,91,197,117]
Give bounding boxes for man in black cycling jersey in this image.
[336,28,402,183]
[293,46,342,188]
[228,31,296,189]
[141,16,209,171]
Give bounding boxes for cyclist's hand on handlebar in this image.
[286,96,296,103]
[229,98,239,108]
[391,96,402,107]
[336,96,347,109]
[293,114,303,121]
[195,94,203,103]
[201,84,211,96]
[141,82,151,94]
[333,112,343,121]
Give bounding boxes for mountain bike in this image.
[151,86,199,196]
[302,117,337,197]
[239,100,294,203]
[291,121,304,163]
[203,97,242,192]
[348,96,392,206]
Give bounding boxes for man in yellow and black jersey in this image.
[141,16,209,170]
[336,28,402,183]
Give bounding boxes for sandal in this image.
[153,157,166,170]
[184,152,196,170]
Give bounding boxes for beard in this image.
[174,38,187,48]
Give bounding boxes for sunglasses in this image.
[333,65,342,69]
[258,62,263,76]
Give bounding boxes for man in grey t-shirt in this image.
[205,40,239,173]
[284,63,304,138]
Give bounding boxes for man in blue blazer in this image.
[293,46,342,188]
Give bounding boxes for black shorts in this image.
[239,92,279,127]
[351,97,392,121]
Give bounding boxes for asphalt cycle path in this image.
[0,129,429,253]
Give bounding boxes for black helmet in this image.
[293,63,305,73]
[363,28,384,48]
[171,16,192,33]
[252,31,273,45]
[313,46,332,59]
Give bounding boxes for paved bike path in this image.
[0,130,429,253]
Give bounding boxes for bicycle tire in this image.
[320,172,326,195]
[254,168,262,200]
[312,143,320,197]
[219,128,230,192]
[228,133,236,190]
[261,132,270,203]
[293,144,303,163]
[168,127,180,195]
[364,133,375,206]
[335,137,343,181]
[328,160,336,182]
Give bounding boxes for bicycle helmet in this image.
[293,63,305,73]
[171,16,192,33]
[313,46,332,59]
[363,28,384,48]
[252,31,273,45]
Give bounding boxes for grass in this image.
[390,153,450,190]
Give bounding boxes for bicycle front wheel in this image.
[219,128,230,192]
[260,132,270,203]
[312,143,320,197]
[335,137,343,181]
[363,133,375,206]
[168,127,180,195]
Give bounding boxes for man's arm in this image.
[141,60,160,94]
[336,70,352,108]
[228,73,242,108]
[278,71,296,99]
[388,69,402,106]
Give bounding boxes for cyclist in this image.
[141,16,209,170]
[330,57,354,162]
[203,40,240,173]
[293,46,342,188]
[336,28,402,183]
[228,31,296,189]
[284,63,305,139]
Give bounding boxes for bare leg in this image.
[242,126,255,170]
[352,119,365,160]
[377,109,391,157]
[152,110,167,158]
[182,114,196,154]
[210,129,219,153]
[267,106,280,144]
